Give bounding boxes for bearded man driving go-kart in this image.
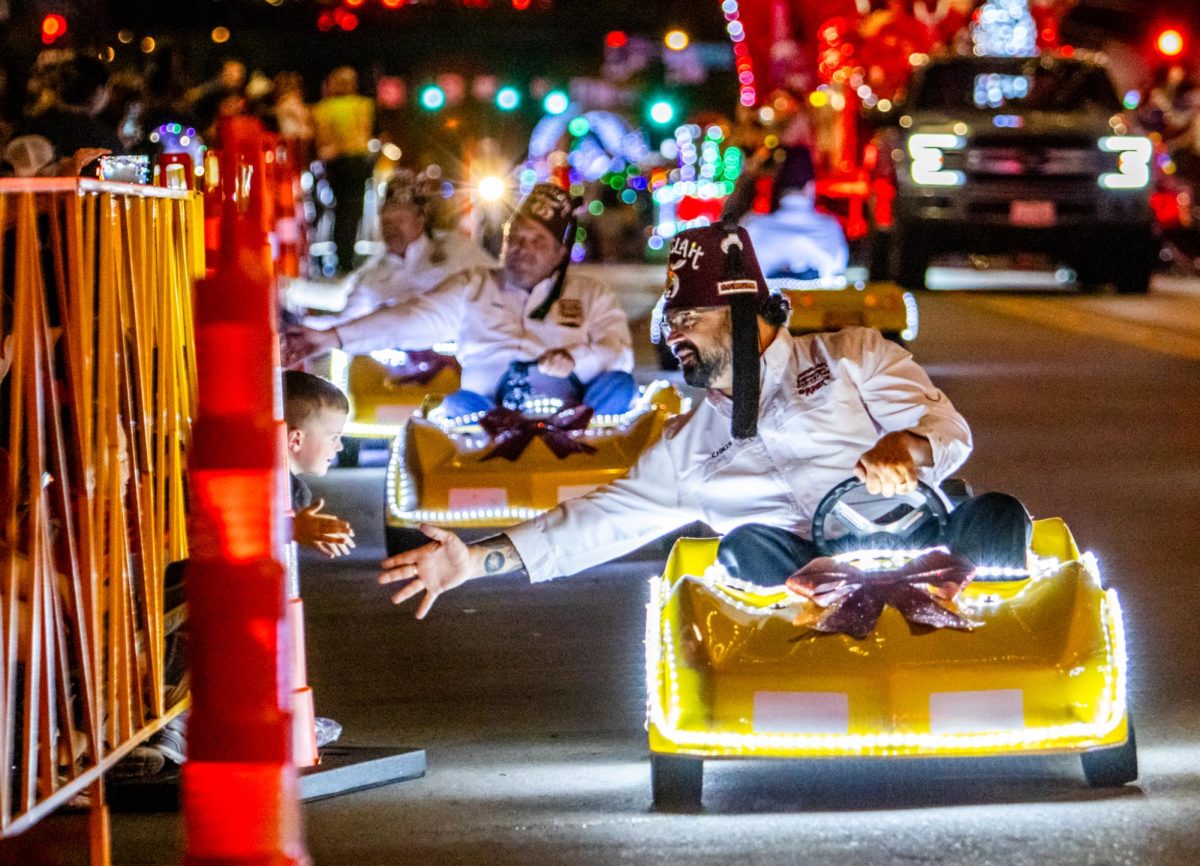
[379,222,1031,619]
[283,183,637,416]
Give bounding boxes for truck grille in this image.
[966,145,1098,180]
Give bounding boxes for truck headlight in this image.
[1098,136,1152,190]
[908,133,966,187]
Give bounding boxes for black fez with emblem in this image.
[660,223,770,439]
[509,182,581,321]
[509,182,576,246]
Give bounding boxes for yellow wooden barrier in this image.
[0,178,201,856]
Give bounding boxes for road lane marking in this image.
[956,295,1200,361]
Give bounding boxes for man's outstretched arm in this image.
[378,526,526,619]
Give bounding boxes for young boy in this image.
[283,370,356,558]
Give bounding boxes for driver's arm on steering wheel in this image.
[855,430,933,498]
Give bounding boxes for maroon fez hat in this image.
[663,225,770,314]
[510,182,576,246]
[661,223,769,439]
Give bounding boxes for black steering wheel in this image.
[810,477,950,557]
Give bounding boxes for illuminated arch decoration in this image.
[527,110,650,185]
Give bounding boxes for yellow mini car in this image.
[775,275,918,344]
[328,346,461,466]
[384,382,683,554]
[647,480,1134,808]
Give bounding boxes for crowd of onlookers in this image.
[0,47,361,185]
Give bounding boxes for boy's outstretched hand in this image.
[294,498,356,558]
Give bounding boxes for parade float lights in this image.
[543,90,570,116]
[420,85,446,111]
[973,0,1038,58]
[650,124,742,244]
[495,86,521,111]
[719,0,757,107]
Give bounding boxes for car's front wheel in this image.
[651,754,703,810]
[1081,715,1138,787]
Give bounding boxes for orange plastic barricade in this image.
[0,177,201,858]
[182,115,309,866]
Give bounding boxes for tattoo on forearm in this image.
[478,534,527,577]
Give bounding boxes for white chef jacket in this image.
[329,231,496,325]
[742,193,850,281]
[335,268,634,395]
[506,326,972,582]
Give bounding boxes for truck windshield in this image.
[912,61,1121,114]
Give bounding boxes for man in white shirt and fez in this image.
[284,183,637,417]
[378,223,1030,619]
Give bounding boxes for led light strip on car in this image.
[390,506,546,524]
[644,572,1128,754]
[385,431,547,523]
[901,291,919,342]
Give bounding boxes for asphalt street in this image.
[6,272,1200,866]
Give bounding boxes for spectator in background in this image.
[98,68,147,153]
[22,56,122,160]
[312,67,375,274]
[273,72,314,152]
[741,146,849,283]
[185,57,246,111]
[1,134,56,178]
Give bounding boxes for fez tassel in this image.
[785,550,979,639]
[480,405,597,461]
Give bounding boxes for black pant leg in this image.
[325,155,372,273]
[716,524,821,587]
[942,492,1032,570]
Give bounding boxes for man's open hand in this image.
[855,431,931,497]
[536,348,575,378]
[294,499,356,557]
[378,524,473,619]
[281,326,338,369]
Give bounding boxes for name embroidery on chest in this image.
[555,298,583,326]
[795,360,832,397]
[710,440,734,460]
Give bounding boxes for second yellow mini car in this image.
[384,381,683,554]
[775,275,918,344]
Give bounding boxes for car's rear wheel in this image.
[651,754,703,810]
[891,227,929,290]
[1081,715,1138,787]
[385,526,432,557]
[1113,259,1153,295]
[336,437,361,468]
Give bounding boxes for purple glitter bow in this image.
[785,549,978,639]
[479,405,597,462]
[384,349,459,387]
